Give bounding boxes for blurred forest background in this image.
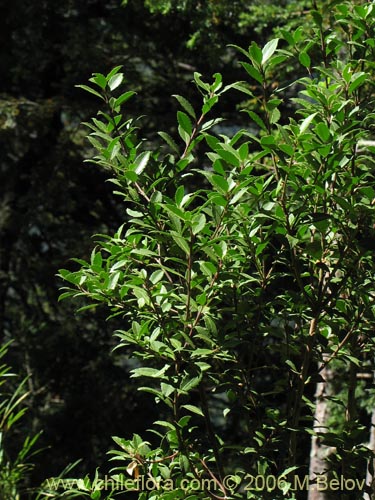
[0,0,311,491]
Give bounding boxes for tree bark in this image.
[365,408,375,499]
[308,358,333,500]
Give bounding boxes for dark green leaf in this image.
[244,110,267,131]
[89,73,107,89]
[299,51,311,68]
[158,131,180,153]
[170,231,190,254]
[114,91,136,108]
[241,62,263,84]
[249,41,263,66]
[315,122,330,142]
[173,95,196,119]
[182,404,204,417]
[75,84,104,100]
[349,72,367,94]
[216,149,240,167]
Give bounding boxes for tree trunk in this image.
[308,358,333,500]
[365,408,375,499]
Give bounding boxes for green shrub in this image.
[0,343,40,500]
[59,2,375,498]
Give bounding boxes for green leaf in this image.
[173,95,196,119]
[262,38,279,65]
[175,185,185,207]
[178,127,190,145]
[114,91,136,108]
[89,73,107,89]
[285,359,299,374]
[279,144,294,156]
[108,271,121,290]
[91,250,103,271]
[261,135,276,146]
[229,187,248,205]
[178,416,191,428]
[58,270,80,286]
[280,466,300,478]
[211,72,223,92]
[244,110,267,131]
[202,95,219,115]
[213,240,227,259]
[348,72,367,94]
[212,175,229,194]
[267,54,289,68]
[311,9,323,27]
[200,117,224,132]
[58,291,75,301]
[150,270,164,284]
[228,81,254,96]
[108,73,123,91]
[216,149,240,167]
[194,72,210,92]
[76,479,90,491]
[241,62,264,84]
[180,375,202,393]
[158,131,179,153]
[342,354,361,367]
[182,404,204,417]
[199,261,217,277]
[133,151,151,175]
[270,107,281,124]
[110,259,128,271]
[299,112,318,134]
[192,213,206,235]
[75,84,104,100]
[106,65,123,80]
[299,51,311,68]
[286,234,299,248]
[109,137,121,160]
[279,480,292,495]
[170,231,190,255]
[229,43,253,61]
[315,122,330,142]
[209,193,227,207]
[132,366,169,378]
[127,208,144,218]
[130,248,157,257]
[293,26,305,44]
[164,204,189,221]
[249,41,263,66]
[281,29,295,47]
[160,383,175,398]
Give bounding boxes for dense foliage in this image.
[1,0,266,487]
[2,1,375,499]
[55,1,375,499]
